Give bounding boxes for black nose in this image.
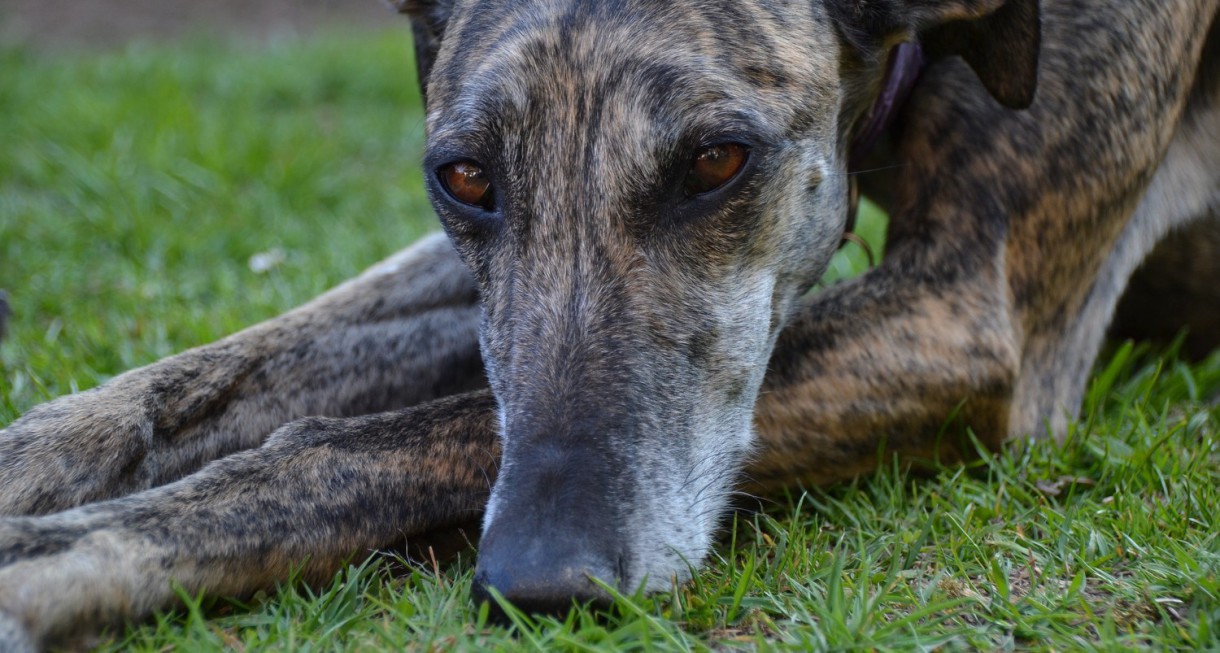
[471,474,625,620]
[471,435,628,620]
[472,545,618,618]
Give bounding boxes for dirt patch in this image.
[0,0,399,49]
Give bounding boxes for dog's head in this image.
[391,0,1039,612]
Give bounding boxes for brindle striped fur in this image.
[1,0,1218,648]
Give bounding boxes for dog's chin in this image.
[623,533,709,594]
[623,449,749,593]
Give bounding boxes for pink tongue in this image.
[849,42,925,170]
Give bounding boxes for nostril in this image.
[471,446,629,622]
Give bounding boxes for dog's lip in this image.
[849,41,925,168]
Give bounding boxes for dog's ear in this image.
[829,0,1041,109]
[385,0,458,101]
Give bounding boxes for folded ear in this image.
[829,0,1041,109]
[385,0,458,101]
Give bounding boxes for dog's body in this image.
[1,0,1218,648]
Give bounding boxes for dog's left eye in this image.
[684,143,749,196]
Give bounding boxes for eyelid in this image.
[695,133,752,148]
[423,134,495,172]
[685,116,767,146]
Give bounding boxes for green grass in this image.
[1,30,1218,652]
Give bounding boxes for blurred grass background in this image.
[0,30,435,405]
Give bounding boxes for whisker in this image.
[845,162,911,177]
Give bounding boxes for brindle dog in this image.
[1,0,1218,649]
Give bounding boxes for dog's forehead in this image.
[425,0,841,141]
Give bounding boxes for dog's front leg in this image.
[747,243,1020,492]
[0,233,485,516]
[0,391,499,651]
[749,0,1220,490]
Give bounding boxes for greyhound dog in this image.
[1,0,1218,648]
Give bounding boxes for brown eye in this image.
[684,143,748,196]
[439,161,495,210]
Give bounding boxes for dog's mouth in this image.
[849,42,925,169]
[843,42,925,236]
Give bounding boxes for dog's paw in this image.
[0,611,36,653]
[0,516,86,568]
[0,514,137,651]
[0,388,156,516]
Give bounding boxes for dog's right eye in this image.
[438,162,495,211]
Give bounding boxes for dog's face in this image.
[423,0,848,602]
[395,0,1039,610]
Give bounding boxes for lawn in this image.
[1,29,1217,651]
